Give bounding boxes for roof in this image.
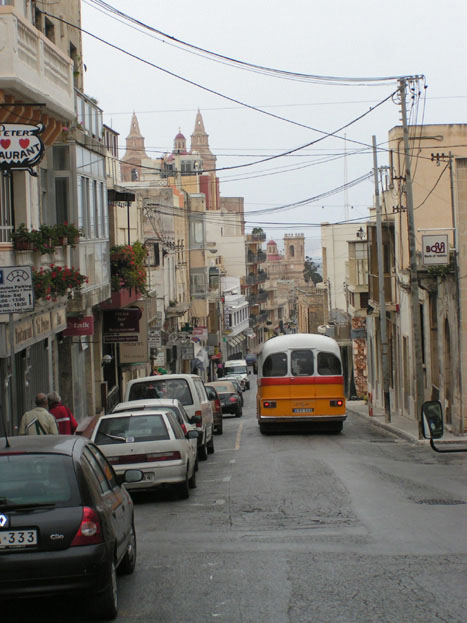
[0,435,84,455]
[259,333,341,359]
[112,398,183,412]
[175,132,185,139]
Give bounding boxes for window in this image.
[94,414,169,444]
[83,448,111,495]
[317,352,341,375]
[87,444,118,489]
[291,350,314,376]
[55,178,69,224]
[263,352,287,377]
[191,268,207,297]
[0,171,13,243]
[189,215,205,247]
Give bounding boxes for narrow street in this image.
[8,378,467,622]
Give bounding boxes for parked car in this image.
[204,385,224,434]
[111,399,200,470]
[124,374,214,460]
[208,380,243,417]
[223,359,250,389]
[92,409,199,499]
[222,376,245,405]
[0,435,142,620]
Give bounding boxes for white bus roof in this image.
[259,334,341,358]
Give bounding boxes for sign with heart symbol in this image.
[0,122,45,174]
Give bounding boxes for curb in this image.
[346,405,419,443]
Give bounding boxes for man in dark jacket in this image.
[47,391,78,434]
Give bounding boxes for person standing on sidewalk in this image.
[19,393,59,435]
[47,391,78,435]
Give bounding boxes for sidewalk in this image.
[346,400,465,446]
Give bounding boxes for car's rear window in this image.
[128,379,193,405]
[0,453,80,508]
[94,414,170,445]
[212,383,233,393]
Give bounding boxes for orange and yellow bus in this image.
[256,333,346,434]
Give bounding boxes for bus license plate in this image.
[292,408,314,413]
[142,472,155,481]
[0,529,38,549]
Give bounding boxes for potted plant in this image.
[32,265,88,301]
[31,226,55,255]
[109,242,148,294]
[10,223,34,250]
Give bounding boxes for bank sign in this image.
[422,234,449,265]
[0,123,45,173]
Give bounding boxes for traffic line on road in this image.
[235,421,243,450]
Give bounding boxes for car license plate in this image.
[142,472,155,481]
[292,408,314,413]
[0,529,38,549]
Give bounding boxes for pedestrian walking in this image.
[19,393,59,435]
[47,391,78,435]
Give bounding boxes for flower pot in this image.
[57,236,68,246]
[14,240,33,251]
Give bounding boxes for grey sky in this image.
[81,0,467,256]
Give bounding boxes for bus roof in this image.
[259,333,341,358]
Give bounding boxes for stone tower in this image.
[173,129,187,154]
[120,113,148,182]
[190,110,216,172]
[284,233,305,263]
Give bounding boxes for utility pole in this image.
[399,77,425,437]
[372,135,391,421]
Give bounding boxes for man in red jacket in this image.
[47,391,78,434]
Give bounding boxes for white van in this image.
[223,359,250,390]
[124,374,214,460]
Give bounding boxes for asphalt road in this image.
[7,377,467,622]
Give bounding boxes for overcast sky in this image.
[81,0,467,257]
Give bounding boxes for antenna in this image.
[344,133,349,222]
[0,406,10,448]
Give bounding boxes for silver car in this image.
[92,409,198,499]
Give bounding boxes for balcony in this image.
[258,270,268,283]
[257,290,268,303]
[246,251,257,264]
[0,7,75,121]
[257,251,266,263]
[246,274,258,286]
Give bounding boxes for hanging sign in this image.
[422,235,449,265]
[0,123,45,174]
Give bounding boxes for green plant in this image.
[31,226,55,255]
[52,222,82,244]
[32,265,88,301]
[10,223,33,248]
[110,241,148,294]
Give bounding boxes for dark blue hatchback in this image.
[0,435,141,620]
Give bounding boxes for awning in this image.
[244,328,256,338]
[228,335,244,347]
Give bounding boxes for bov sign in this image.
[0,122,45,174]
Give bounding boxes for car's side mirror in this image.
[421,401,467,453]
[187,430,199,439]
[421,401,444,440]
[190,415,202,425]
[122,469,144,483]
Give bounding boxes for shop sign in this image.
[120,301,149,363]
[148,330,161,347]
[63,316,94,336]
[192,326,207,340]
[0,123,45,173]
[34,312,51,339]
[52,307,67,332]
[180,343,195,360]
[0,265,34,313]
[422,234,449,265]
[15,319,34,348]
[103,308,142,343]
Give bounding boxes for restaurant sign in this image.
[103,308,142,343]
[0,123,45,174]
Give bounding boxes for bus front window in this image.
[263,352,287,377]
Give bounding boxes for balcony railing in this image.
[369,273,396,305]
[258,270,268,283]
[257,251,266,263]
[247,251,257,264]
[246,274,258,286]
[0,7,75,120]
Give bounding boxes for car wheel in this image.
[178,469,190,499]
[236,407,243,418]
[188,464,197,489]
[194,456,199,472]
[198,435,208,461]
[207,433,215,454]
[92,559,118,620]
[330,422,343,434]
[118,523,136,575]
